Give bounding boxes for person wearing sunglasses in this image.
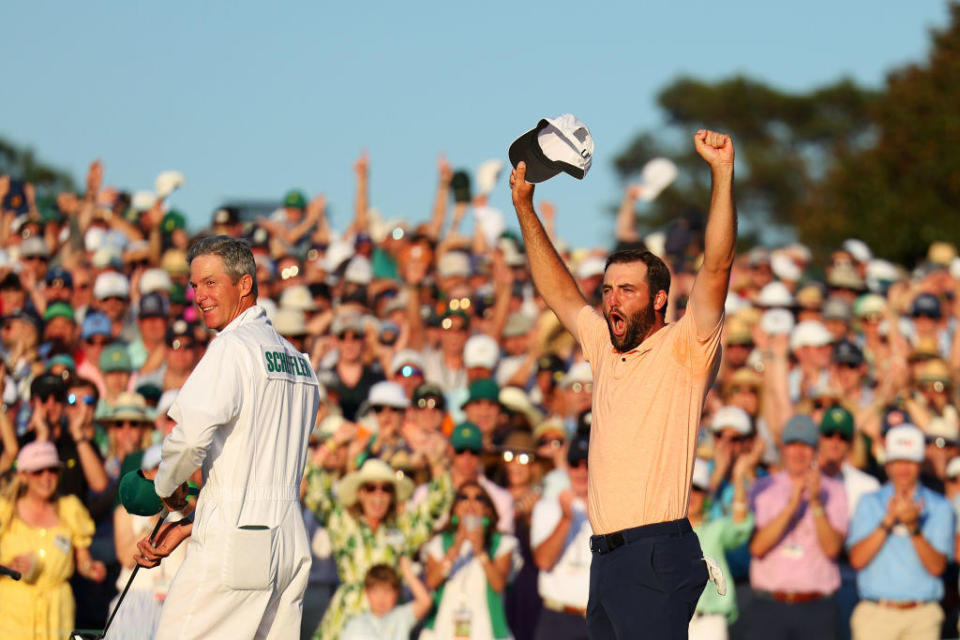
[0,441,106,639]
[422,481,518,640]
[323,314,384,421]
[707,406,757,500]
[388,350,425,401]
[19,374,108,499]
[303,446,452,640]
[349,382,413,472]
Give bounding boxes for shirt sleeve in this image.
[529,498,562,549]
[825,480,849,536]
[846,492,882,549]
[60,495,96,549]
[719,511,755,550]
[156,336,244,497]
[749,477,775,528]
[923,494,955,560]
[672,304,724,373]
[576,305,607,365]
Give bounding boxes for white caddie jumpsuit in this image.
[154,305,321,640]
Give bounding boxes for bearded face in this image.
[604,300,656,352]
[601,262,662,353]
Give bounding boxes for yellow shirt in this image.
[0,495,95,640]
[577,305,723,534]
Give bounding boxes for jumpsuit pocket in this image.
[222,526,273,590]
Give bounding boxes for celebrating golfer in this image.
[135,236,321,639]
[510,130,736,638]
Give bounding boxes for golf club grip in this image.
[98,508,170,639]
[0,565,21,580]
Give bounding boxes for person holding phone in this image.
[422,481,520,640]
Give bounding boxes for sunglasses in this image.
[454,447,480,456]
[340,332,363,342]
[821,430,852,442]
[920,382,947,393]
[836,362,861,370]
[28,467,59,476]
[360,482,395,494]
[67,393,96,407]
[926,436,956,449]
[913,312,940,319]
[101,296,127,303]
[373,405,402,414]
[416,397,442,410]
[570,382,593,393]
[36,393,65,403]
[399,365,423,379]
[728,385,757,395]
[86,337,111,347]
[447,297,472,312]
[455,492,490,504]
[441,318,467,332]
[537,438,563,449]
[812,400,835,410]
[503,451,532,465]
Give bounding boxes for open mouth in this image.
[610,311,626,336]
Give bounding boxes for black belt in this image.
[590,519,692,555]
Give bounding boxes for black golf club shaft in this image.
[98,508,168,640]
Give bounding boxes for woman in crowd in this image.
[422,481,521,640]
[500,430,544,640]
[0,441,106,639]
[303,421,453,640]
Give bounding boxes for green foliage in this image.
[0,135,76,199]
[615,2,960,266]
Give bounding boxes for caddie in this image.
[134,236,321,639]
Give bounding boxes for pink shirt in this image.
[749,471,848,594]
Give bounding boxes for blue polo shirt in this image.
[847,483,954,601]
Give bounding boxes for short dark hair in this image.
[187,236,258,299]
[604,249,671,318]
[364,564,401,593]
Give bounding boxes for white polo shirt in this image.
[530,495,592,609]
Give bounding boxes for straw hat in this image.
[337,458,414,508]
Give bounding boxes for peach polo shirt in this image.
[576,304,723,534]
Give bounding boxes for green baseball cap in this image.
[99,344,133,373]
[462,379,500,408]
[162,210,187,234]
[283,190,307,209]
[819,406,854,440]
[450,422,483,452]
[43,302,75,323]
[46,354,76,372]
[169,283,188,305]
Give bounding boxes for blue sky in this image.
[1,1,950,249]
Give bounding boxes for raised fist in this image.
[693,130,734,168]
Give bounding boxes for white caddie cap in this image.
[463,334,500,370]
[884,425,925,463]
[710,406,752,435]
[509,114,594,183]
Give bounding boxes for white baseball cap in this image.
[279,285,318,311]
[367,381,410,409]
[789,320,833,351]
[463,334,500,370]
[946,456,960,479]
[843,238,873,263]
[710,406,752,435]
[885,425,924,463]
[93,271,130,300]
[757,282,794,308]
[770,252,802,282]
[691,458,710,491]
[576,256,606,280]
[561,361,593,388]
[390,349,424,377]
[761,308,795,335]
[438,252,471,279]
[139,268,173,295]
[509,114,594,183]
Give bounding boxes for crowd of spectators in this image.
[0,153,959,640]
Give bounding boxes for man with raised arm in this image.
[510,130,736,639]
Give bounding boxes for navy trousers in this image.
[587,519,708,639]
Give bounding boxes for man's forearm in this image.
[750,502,796,558]
[702,165,736,272]
[912,532,947,576]
[77,440,109,492]
[515,203,580,319]
[811,507,844,558]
